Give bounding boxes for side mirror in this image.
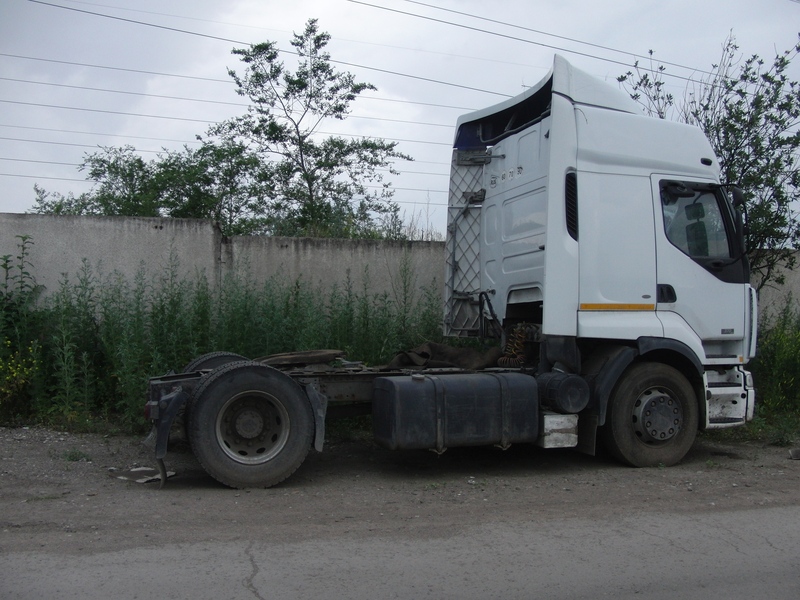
[731,186,746,208]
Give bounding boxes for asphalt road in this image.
[3,504,799,599]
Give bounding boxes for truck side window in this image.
[661,185,731,260]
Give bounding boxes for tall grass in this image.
[745,299,800,444]
[0,237,444,431]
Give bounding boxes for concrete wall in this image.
[1,213,223,294]
[226,235,444,296]
[2,212,797,320]
[755,253,800,320]
[0,213,445,297]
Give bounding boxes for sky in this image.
[1,0,798,234]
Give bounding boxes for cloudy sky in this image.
[1,0,798,233]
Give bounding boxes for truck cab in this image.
[445,55,756,464]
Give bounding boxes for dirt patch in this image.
[1,426,798,555]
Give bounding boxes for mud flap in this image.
[303,384,329,452]
[153,388,190,460]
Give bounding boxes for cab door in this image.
[653,176,749,361]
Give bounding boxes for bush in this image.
[0,237,444,431]
[747,299,800,444]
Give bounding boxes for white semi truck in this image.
[145,56,756,488]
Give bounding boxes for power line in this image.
[398,0,716,78]
[348,0,708,85]
[1,53,475,113]
[0,136,165,153]
[0,123,202,145]
[1,128,451,151]
[26,0,511,98]
[0,99,218,124]
[0,155,450,178]
[0,77,247,108]
[0,157,79,167]
[0,52,231,84]
[0,172,448,205]
[0,172,88,182]
[0,76,455,128]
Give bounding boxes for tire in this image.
[182,351,247,373]
[187,361,314,488]
[180,352,248,444]
[602,362,698,467]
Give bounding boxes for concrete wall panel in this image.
[0,214,445,299]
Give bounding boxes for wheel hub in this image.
[632,388,683,443]
[216,392,290,465]
[234,408,264,439]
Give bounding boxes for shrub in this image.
[0,238,444,431]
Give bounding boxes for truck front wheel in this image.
[187,362,314,488]
[602,362,698,467]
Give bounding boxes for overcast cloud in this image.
[1,0,798,233]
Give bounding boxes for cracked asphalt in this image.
[1,426,799,599]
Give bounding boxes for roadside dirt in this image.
[1,425,798,556]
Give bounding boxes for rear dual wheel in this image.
[187,362,314,488]
[603,362,698,467]
[182,351,247,374]
[180,352,248,442]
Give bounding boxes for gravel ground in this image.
[1,425,798,556]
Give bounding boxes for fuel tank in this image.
[372,372,539,452]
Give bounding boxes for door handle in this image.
[657,284,677,303]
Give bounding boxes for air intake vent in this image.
[565,172,578,241]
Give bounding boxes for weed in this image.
[423,482,445,490]
[63,448,91,462]
[0,236,446,431]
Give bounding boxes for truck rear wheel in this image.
[602,362,698,467]
[182,351,247,373]
[181,352,248,445]
[187,361,314,488]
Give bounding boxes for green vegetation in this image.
[2,236,799,446]
[31,19,412,240]
[734,300,800,445]
[701,298,800,447]
[0,236,443,432]
[62,449,91,462]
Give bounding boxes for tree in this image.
[158,139,273,235]
[212,18,411,237]
[619,35,800,291]
[33,20,409,240]
[31,146,160,217]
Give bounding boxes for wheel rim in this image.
[631,386,683,444]
[215,390,291,464]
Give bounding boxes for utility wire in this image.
[0,173,88,182]
[0,170,448,205]
[348,0,706,84]
[0,77,247,108]
[0,54,475,112]
[398,0,716,78]
[0,123,203,145]
[0,99,218,125]
[1,77,454,128]
[26,0,511,98]
[0,157,79,167]
[0,136,166,153]
[0,52,231,84]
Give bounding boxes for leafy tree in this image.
[212,18,411,237]
[32,20,409,240]
[31,146,160,217]
[158,139,273,235]
[619,35,800,291]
